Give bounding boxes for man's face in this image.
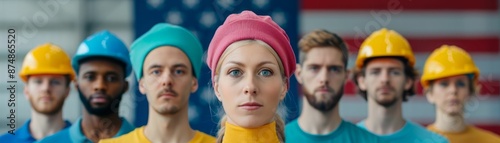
[357,58,412,107]
[296,47,347,112]
[76,59,128,116]
[25,75,70,115]
[139,46,197,115]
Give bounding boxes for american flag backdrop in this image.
[133,0,300,136]
[132,0,500,136]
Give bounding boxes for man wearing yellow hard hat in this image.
[422,45,500,143]
[0,43,74,143]
[352,28,448,142]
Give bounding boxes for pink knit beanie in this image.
[207,10,296,88]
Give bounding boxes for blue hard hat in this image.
[72,30,132,77]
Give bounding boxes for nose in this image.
[93,76,107,92]
[243,75,258,96]
[448,83,458,96]
[40,79,50,93]
[379,70,390,84]
[160,72,174,88]
[318,67,329,86]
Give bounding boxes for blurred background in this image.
[0,0,499,136]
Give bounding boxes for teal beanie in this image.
[130,23,203,79]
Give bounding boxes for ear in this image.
[24,84,30,100]
[404,78,414,91]
[191,77,199,93]
[474,83,481,96]
[344,69,351,84]
[138,78,146,95]
[280,79,288,100]
[295,64,303,84]
[425,87,435,104]
[357,74,367,90]
[123,80,129,93]
[63,83,71,99]
[213,75,222,101]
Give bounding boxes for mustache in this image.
[376,86,395,91]
[157,88,178,97]
[88,92,112,101]
[315,86,334,92]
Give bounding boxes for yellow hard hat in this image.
[19,43,76,82]
[421,45,479,88]
[355,28,415,69]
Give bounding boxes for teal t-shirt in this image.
[285,119,386,143]
[36,117,134,143]
[357,120,449,143]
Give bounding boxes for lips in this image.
[39,96,53,102]
[90,94,108,104]
[159,92,176,99]
[238,102,263,110]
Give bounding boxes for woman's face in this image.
[214,42,287,128]
[427,75,471,116]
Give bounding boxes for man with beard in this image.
[99,23,215,143]
[0,43,74,143]
[285,30,384,143]
[353,28,448,143]
[38,30,135,143]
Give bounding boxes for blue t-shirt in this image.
[285,119,387,143]
[36,117,134,143]
[0,119,71,143]
[357,120,449,143]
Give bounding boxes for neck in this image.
[298,97,342,135]
[81,110,122,142]
[223,121,279,143]
[29,111,66,140]
[365,98,405,135]
[144,106,194,143]
[433,109,467,132]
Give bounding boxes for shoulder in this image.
[37,129,71,143]
[191,131,216,143]
[406,121,448,143]
[469,126,500,141]
[100,128,143,143]
[285,119,299,128]
[0,132,16,141]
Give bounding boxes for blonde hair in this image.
[214,39,286,143]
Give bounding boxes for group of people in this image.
[1,10,499,143]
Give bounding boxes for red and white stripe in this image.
[300,0,500,134]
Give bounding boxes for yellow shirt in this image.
[427,124,500,143]
[222,121,280,143]
[99,126,216,143]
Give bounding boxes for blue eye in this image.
[228,69,242,77]
[50,80,61,85]
[456,81,466,87]
[369,70,379,75]
[174,69,185,75]
[259,69,273,77]
[308,66,320,72]
[329,67,342,73]
[439,81,449,87]
[390,70,402,76]
[151,70,161,75]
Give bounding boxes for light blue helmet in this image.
[72,30,132,77]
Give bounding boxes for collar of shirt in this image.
[68,117,135,143]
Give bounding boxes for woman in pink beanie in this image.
[206,10,296,143]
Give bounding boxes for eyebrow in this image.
[147,63,188,70]
[225,61,277,67]
[172,63,188,69]
[147,64,163,70]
